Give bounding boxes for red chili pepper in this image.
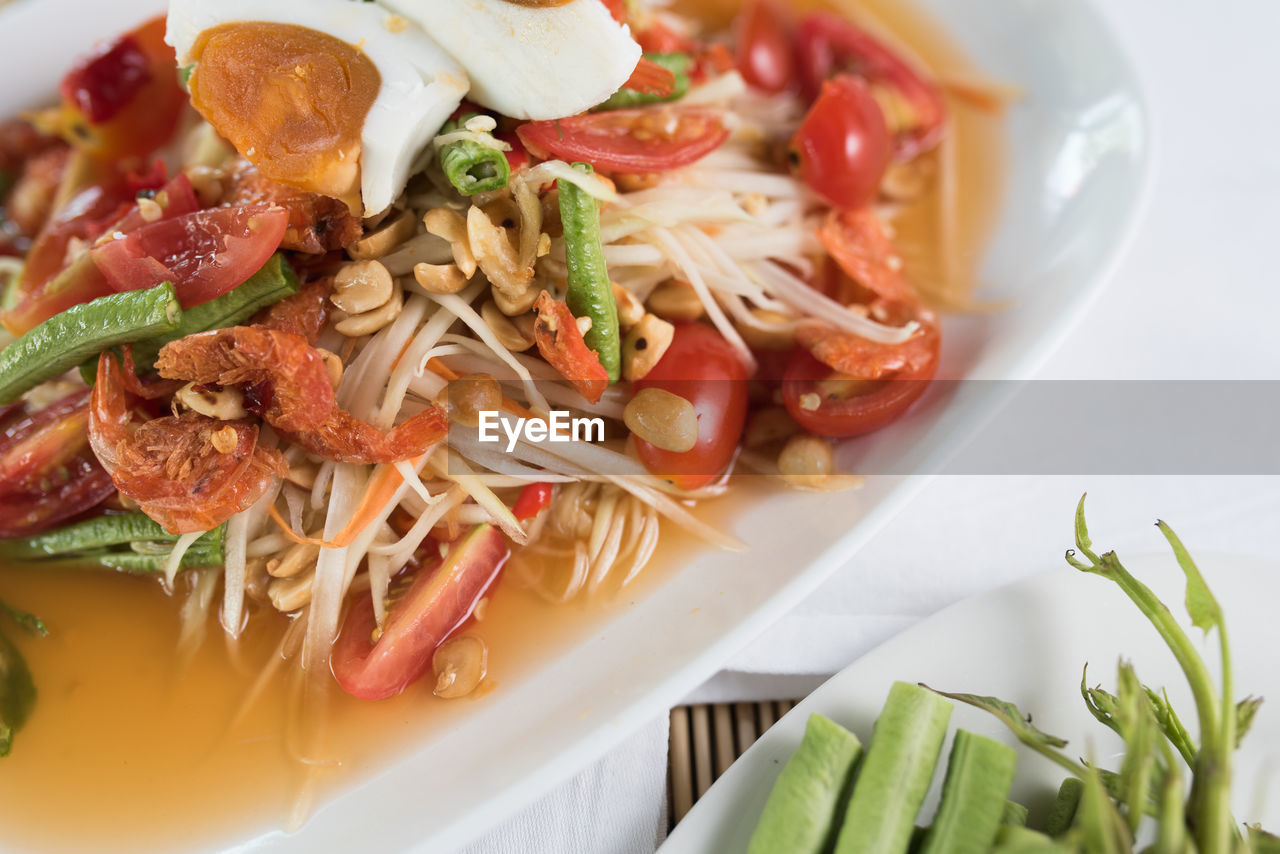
[59,35,152,125]
[512,482,554,521]
[624,57,677,97]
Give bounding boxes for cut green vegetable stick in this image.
[0,628,35,758]
[0,281,181,403]
[560,163,621,382]
[918,730,1017,854]
[833,682,953,854]
[595,52,692,111]
[748,713,863,854]
[1044,777,1083,836]
[441,138,510,196]
[1001,801,1029,827]
[129,253,298,372]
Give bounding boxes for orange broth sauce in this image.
[0,0,1004,849]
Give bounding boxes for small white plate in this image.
[0,0,1151,850]
[662,553,1280,851]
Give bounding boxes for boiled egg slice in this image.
[167,0,469,215]
[377,0,641,120]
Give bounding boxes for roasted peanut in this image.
[646,280,705,322]
[621,314,675,382]
[332,260,394,314]
[347,209,418,260]
[624,388,698,453]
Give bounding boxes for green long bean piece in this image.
[129,253,298,372]
[441,138,511,196]
[0,282,181,403]
[560,163,621,382]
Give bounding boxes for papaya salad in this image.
[0,0,993,743]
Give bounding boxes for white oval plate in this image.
[662,553,1280,851]
[0,0,1150,851]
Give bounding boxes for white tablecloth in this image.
[465,0,1280,849]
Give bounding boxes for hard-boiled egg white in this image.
[377,0,641,121]
[167,0,469,215]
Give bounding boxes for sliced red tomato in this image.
[633,323,749,491]
[92,205,287,307]
[109,172,200,236]
[512,482,554,522]
[3,170,191,335]
[532,291,610,404]
[56,16,186,160]
[735,0,795,94]
[0,389,115,537]
[794,13,945,160]
[783,317,939,438]
[790,75,891,210]
[517,108,729,174]
[332,524,510,701]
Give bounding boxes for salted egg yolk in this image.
[187,22,381,209]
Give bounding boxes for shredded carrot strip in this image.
[267,504,329,546]
[390,338,416,372]
[425,359,459,381]
[268,460,418,549]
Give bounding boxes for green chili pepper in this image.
[0,282,181,404]
[0,628,35,757]
[560,163,621,382]
[440,123,511,196]
[595,53,692,111]
[129,253,298,373]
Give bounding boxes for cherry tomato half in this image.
[782,322,940,438]
[735,0,795,94]
[92,204,288,308]
[790,75,891,210]
[517,108,729,174]
[331,524,509,701]
[794,13,946,161]
[0,389,115,537]
[3,171,195,335]
[633,323,749,491]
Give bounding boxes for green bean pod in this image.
[441,138,511,196]
[918,730,1018,854]
[129,253,298,372]
[560,163,621,382]
[0,282,181,403]
[833,682,953,854]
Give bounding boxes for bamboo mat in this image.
[667,700,801,828]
